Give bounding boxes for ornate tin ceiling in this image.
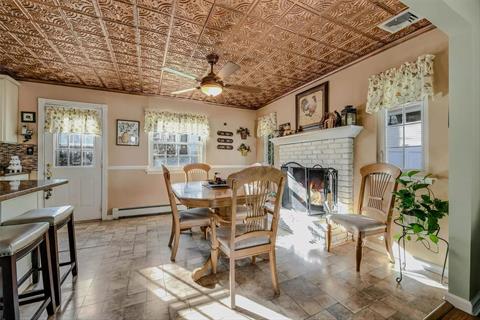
[0,0,431,109]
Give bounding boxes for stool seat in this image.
[2,205,74,227]
[0,223,49,257]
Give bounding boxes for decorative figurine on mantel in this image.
[7,156,22,173]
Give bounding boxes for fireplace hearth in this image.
[281,162,338,215]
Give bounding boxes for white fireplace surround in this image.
[271,125,363,213]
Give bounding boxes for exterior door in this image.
[44,132,102,221]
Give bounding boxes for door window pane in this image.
[55,133,95,167]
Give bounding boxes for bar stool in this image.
[1,206,78,307]
[0,223,56,320]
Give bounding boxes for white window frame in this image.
[147,132,206,170]
[378,99,428,171]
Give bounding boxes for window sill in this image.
[145,167,184,175]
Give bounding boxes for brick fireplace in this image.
[271,125,363,214]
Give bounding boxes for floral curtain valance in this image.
[366,54,435,114]
[144,110,210,138]
[257,112,277,137]
[44,105,102,135]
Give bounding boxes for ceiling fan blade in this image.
[217,61,240,79]
[161,67,198,81]
[171,87,198,95]
[224,84,261,93]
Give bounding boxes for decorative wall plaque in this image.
[217,138,233,143]
[217,131,233,136]
[217,145,233,150]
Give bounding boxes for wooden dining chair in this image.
[327,163,401,272]
[209,166,286,309]
[184,163,211,182]
[162,165,212,261]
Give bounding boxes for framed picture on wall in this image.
[116,119,140,146]
[21,111,36,123]
[295,81,329,131]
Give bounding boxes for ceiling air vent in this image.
[378,10,422,33]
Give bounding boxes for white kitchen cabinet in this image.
[0,74,19,143]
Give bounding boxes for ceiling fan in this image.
[161,53,261,97]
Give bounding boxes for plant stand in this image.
[394,218,449,285]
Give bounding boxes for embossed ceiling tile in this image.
[142,84,158,94]
[79,76,103,87]
[262,26,291,47]
[320,26,356,47]
[0,16,33,35]
[102,78,123,89]
[114,52,137,65]
[22,1,65,27]
[0,0,25,17]
[60,0,97,15]
[304,18,336,39]
[355,6,391,31]
[137,0,173,15]
[123,83,142,92]
[141,46,164,59]
[110,39,137,54]
[38,23,76,43]
[64,54,89,65]
[105,21,136,41]
[138,7,170,32]
[354,41,383,56]
[78,31,109,49]
[278,5,318,32]
[165,52,191,66]
[372,0,408,14]
[322,49,350,65]
[325,0,370,20]
[90,59,116,70]
[29,47,60,60]
[140,30,167,48]
[168,37,196,56]
[304,43,332,58]
[85,47,112,60]
[13,34,45,48]
[171,19,202,40]
[193,44,215,59]
[341,35,375,53]
[67,12,104,35]
[298,0,335,11]
[206,5,243,31]
[250,0,293,23]
[198,27,224,46]
[98,0,134,25]
[141,57,159,70]
[215,0,254,12]
[57,72,83,84]
[96,68,118,77]
[175,0,212,25]
[283,34,317,52]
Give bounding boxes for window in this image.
[149,133,204,168]
[263,134,274,165]
[55,133,95,167]
[384,101,426,170]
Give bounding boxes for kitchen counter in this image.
[0,171,30,177]
[0,179,68,202]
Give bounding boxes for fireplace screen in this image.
[281,162,338,215]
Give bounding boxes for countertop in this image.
[0,171,30,177]
[0,179,68,202]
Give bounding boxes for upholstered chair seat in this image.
[0,223,49,257]
[2,206,74,227]
[327,213,386,233]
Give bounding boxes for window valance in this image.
[366,54,435,114]
[44,105,102,135]
[257,112,277,137]
[144,110,210,138]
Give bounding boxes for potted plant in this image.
[237,143,251,156]
[237,127,250,140]
[393,170,449,246]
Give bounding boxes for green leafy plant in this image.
[393,170,448,247]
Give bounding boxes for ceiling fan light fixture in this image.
[200,82,223,97]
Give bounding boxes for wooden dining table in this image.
[171,180,242,280]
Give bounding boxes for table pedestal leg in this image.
[192,258,212,281]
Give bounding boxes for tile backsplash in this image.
[0,143,38,172]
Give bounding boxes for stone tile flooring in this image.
[22,214,446,320]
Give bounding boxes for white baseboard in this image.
[445,290,480,316]
[112,204,185,219]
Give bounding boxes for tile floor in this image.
[21,214,446,320]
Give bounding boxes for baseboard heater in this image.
[112,204,186,219]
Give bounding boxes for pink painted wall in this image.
[256,29,449,266]
[17,82,257,211]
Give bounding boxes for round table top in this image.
[171,181,238,208]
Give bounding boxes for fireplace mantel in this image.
[271,125,363,146]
